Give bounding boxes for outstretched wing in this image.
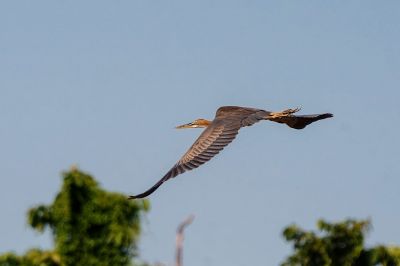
[267,113,333,129]
[128,119,241,199]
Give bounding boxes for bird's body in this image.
[129,106,333,199]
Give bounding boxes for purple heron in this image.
[129,106,332,199]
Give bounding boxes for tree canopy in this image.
[0,168,149,266]
[282,219,400,266]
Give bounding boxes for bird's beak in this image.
[176,122,194,129]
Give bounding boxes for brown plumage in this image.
[129,106,333,199]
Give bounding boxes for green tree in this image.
[282,219,400,266]
[0,168,149,266]
[0,249,59,266]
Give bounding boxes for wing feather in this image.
[128,120,240,199]
[267,113,333,129]
[129,106,273,199]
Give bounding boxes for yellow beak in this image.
[175,122,194,129]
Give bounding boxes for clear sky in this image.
[1,1,399,265]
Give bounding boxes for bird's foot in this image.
[269,107,301,118]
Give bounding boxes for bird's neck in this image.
[197,119,212,127]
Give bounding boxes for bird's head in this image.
[176,119,211,129]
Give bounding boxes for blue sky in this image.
[1,1,399,265]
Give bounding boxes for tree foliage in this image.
[0,168,149,266]
[282,219,400,266]
[0,250,59,266]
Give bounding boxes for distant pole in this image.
[175,215,195,266]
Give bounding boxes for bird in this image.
[129,106,333,199]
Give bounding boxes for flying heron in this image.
[129,106,332,199]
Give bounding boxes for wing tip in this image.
[127,188,156,200]
[128,193,147,200]
[322,113,334,118]
[127,172,172,200]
